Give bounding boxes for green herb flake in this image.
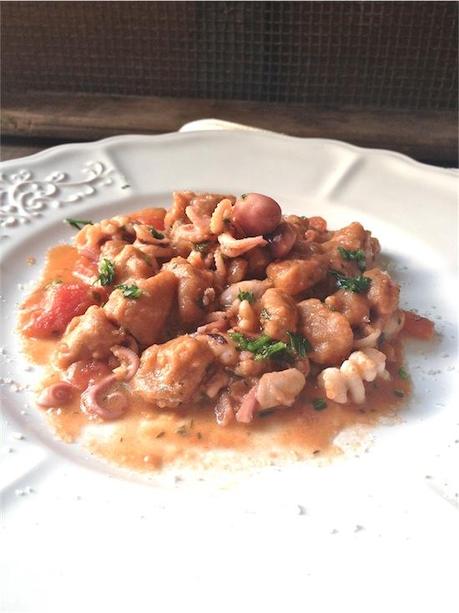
[150,227,165,240]
[330,270,371,294]
[96,258,115,286]
[393,389,405,398]
[116,283,142,299]
[398,367,409,380]
[287,332,312,358]
[256,340,288,361]
[337,246,366,271]
[228,332,249,349]
[193,241,210,254]
[238,290,255,304]
[230,331,312,362]
[229,332,288,361]
[260,308,271,320]
[65,218,93,230]
[312,398,327,411]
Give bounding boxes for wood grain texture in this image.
[2,92,458,163]
[1,144,43,161]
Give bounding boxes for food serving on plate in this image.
[18,192,435,470]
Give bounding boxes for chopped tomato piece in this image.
[64,359,112,390]
[22,282,99,339]
[403,310,435,340]
[131,207,166,230]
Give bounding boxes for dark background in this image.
[1,1,458,164]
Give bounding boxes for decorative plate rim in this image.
[1,129,457,178]
[2,125,458,613]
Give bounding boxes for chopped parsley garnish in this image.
[116,283,142,299]
[229,331,310,362]
[312,398,327,411]
[337,247,366,271]
[255,340,289,361]
[330,270,371,294]
[393,389,405,398]
[398,367,409,380]
[260,308,271,320]
[150,227,165,240]
[287,332,312,358]
[65,218,93,230]
[229,332,288,361]
[193,241,210,254]
[96,258,115,286]
[237,290,255,303]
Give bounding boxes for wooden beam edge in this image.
[2,92,458,162]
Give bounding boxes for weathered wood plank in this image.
[0,143,44,162]
[0,137,72,162]
[2,92,457,163]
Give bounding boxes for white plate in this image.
[1,127,458,613]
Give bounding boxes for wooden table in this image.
[2,92,457,166]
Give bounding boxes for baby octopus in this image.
[23,191,433,430]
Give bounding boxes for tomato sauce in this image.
[19,245,412,472]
